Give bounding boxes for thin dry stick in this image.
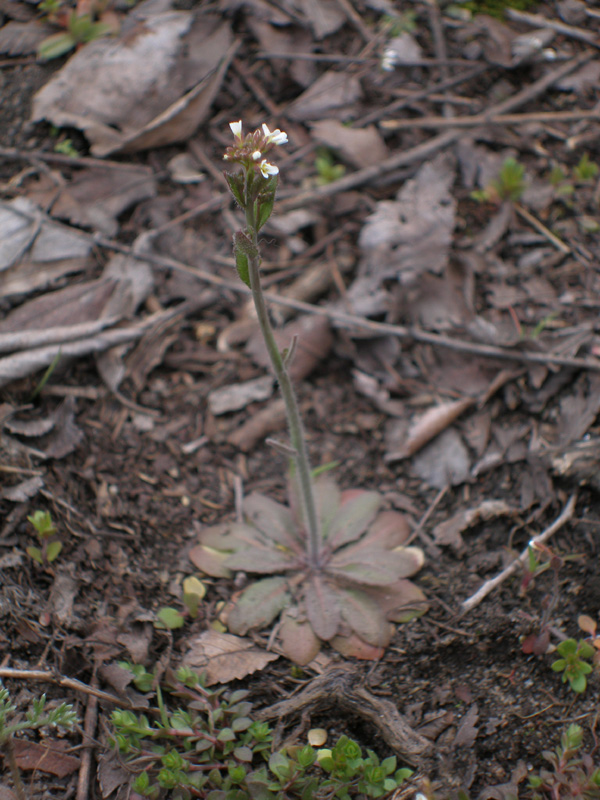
[506,8,600,47]
[461,493,577,613]
[515,203,571,254]
[356,64,488,127]
[381,109,600,130]
[0,668,130,708]
[75,674,99,800]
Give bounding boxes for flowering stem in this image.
[245,207,321,566]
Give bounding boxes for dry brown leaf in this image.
[183,629,279,685]
[26,166,157,237]
[13,739,79,777]
[31,13,234,156]
[47,567,79,625]
[433,499,515,549]
[0,198,92,299]
[246,314,333,382]
[208,376,274,416]
[385,397,474,462]
[228,398,287,451]
[454,704,479,748]
[0,20,52,56]
[287,70,362,121]
[355,153,456,298]
[412,429,471,490]
[310,120,389,169]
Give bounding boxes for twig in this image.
[381,109,600,130]
[515,203,571,254]
[461,493,577,613]
[332,0,375,43]
[355,64,488,127]
[0,667,132,708]
[506,8,600,47]
[257,52,474,65]
[75,673,99,800]
[0,145,148,172]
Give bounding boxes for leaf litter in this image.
[1,0,600,796]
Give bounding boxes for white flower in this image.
[262,123,288,145]
[259,159,279,178]
[229,120,243,139]
[252,150,262,160]
[381,47,398,72]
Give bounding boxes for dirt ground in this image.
[1,0,600,798]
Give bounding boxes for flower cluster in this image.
[223,121,288,178]
[381,47,400,72]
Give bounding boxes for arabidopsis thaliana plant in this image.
[260,160,279,178]
[261,124,288,145]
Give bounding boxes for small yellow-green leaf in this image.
[156,607,185,629]
[27,546,43,564]
[46,541,63,563]
[38,31,76,61]
[183,576,206,599]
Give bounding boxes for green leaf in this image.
[304,574,341,641]
[26,546,43,564]
[46,541,62,563]
[569,673,587,693]
[578,641,596,659]
[381,756,396,775]
[37,31,76,60]
[557,638,578,656]
[255,178,277,230]
[327,548,417,586]
[334,587,391,647]
[243,492,303,550]
[551,659,566,672]
[225,172,246,208]
[268,752,291,781]
[233,745,253,762]
[28,510,56,537]
[235,247,250,288]
[278,610,321,666]
[217,727,236,742]
[226,577,291,635]
[231,717,252,732]
[156,607,185,629]
[327,490,381,549]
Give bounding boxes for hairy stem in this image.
[245,210,320,566]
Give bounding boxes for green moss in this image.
[460,0,538,19]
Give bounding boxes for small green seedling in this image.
[551,638,595,694]
[379,10,417,36]
[520,542,581,657]
[578,615,600,666]
[315,148,346,185]
[0,681,77,800]
[528,724,600,799]
[155,575,206,630]
[27,509,62,565]
[472,157,526,204]
[573,153,599,183]
[458,0,537,20]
